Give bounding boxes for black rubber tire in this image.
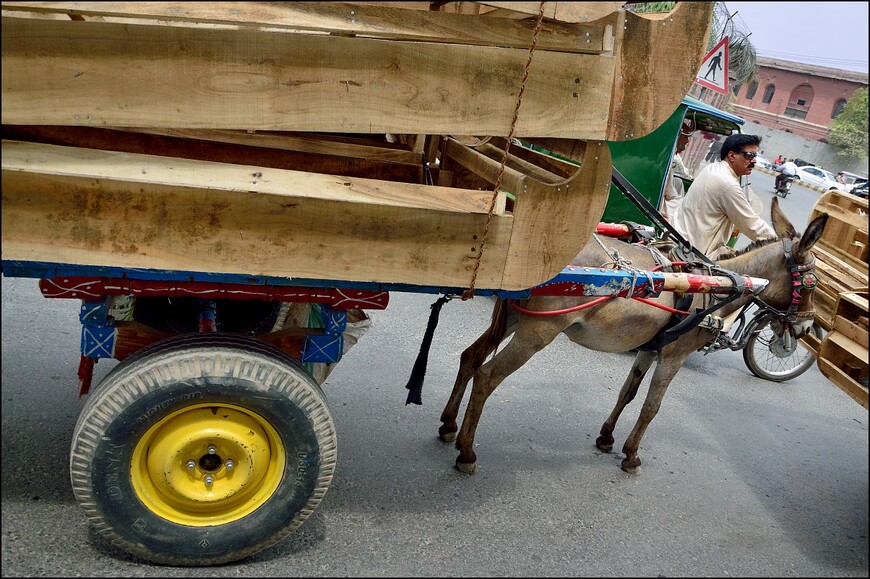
[69,333,337,566]
[743,321,823,382]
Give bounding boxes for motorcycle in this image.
[775,174,795,197]
[703,300,823,382]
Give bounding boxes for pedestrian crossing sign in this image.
[695,36,729,94]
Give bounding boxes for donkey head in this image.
[769,197,828,338]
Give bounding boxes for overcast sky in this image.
[724,1,868,73]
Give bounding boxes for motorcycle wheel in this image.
[743,321,823,382]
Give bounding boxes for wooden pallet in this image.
[2,2,715,290]
[806,189,868,330]
[801,190,869,407]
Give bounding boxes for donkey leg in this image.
[454,319,561,474]
[596,350,657,452]
[620,352,688,475]
[438,328,498,442]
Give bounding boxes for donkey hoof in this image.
[438,423,458,443]
[455,459,477,475]
[620,456,641,476]
[595,435,614,453]
[438,430,457,443]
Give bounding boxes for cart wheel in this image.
[69,333,336,566]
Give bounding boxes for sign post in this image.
[695,36,729,94]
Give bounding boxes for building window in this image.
[831,99,847,118]
[745,81,758,100]
[762,84,776,104]
[783,84,814,119]
[732,83,741,96]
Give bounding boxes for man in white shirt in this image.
[774,158,799,191]
[672,134,777,260]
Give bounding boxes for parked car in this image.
[837,170,868,192]
[754,154,773,169]
[795,166,847,191]
[850,180,868,199]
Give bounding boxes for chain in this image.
[462,1,546,301]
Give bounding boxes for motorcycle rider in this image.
[774,158,798,192]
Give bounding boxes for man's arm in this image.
[720,181,777,242]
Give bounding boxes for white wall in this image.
[742,120,869,176]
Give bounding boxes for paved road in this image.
[2,266,867,576]
[744,169,823,237]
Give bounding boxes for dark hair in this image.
[720,134,762,160]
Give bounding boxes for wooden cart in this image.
[1,1,730,565]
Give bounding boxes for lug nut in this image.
[186,460,196,471]
[225,459,235,471]
[204,475,214,486]
[207,445,216,455]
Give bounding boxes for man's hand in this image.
[716,245,738,259]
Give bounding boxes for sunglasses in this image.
[737,151,758,159]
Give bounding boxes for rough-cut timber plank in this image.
[1,1,711,141]
[0,14,611,138]
[0,1,611,54]
[833,315,869,350]
[476,2,625,23]
[120,129,427,164]
[501,141,612,288]
[607,3,714,141]
[1,125,433,182]
[1,125,433,183]
[440,137,612,289]
[2,140,517,288]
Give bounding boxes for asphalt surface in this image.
[2,170,868,577]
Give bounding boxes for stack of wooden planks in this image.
[799,189,868,407]
[2,1,714,291]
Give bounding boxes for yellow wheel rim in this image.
[130,403,286,526]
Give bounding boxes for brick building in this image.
[726,56,867,142]
[689,56,868,174]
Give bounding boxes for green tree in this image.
[827,88,869,161]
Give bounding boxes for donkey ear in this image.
[796,213,829,260]
[770,196,797,239]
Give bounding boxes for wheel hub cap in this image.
[131,403,285,525]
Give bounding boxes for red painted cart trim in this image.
[38,277,389,310]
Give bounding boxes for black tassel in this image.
[404,295,452,405]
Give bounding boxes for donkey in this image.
[438,197,827,475]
